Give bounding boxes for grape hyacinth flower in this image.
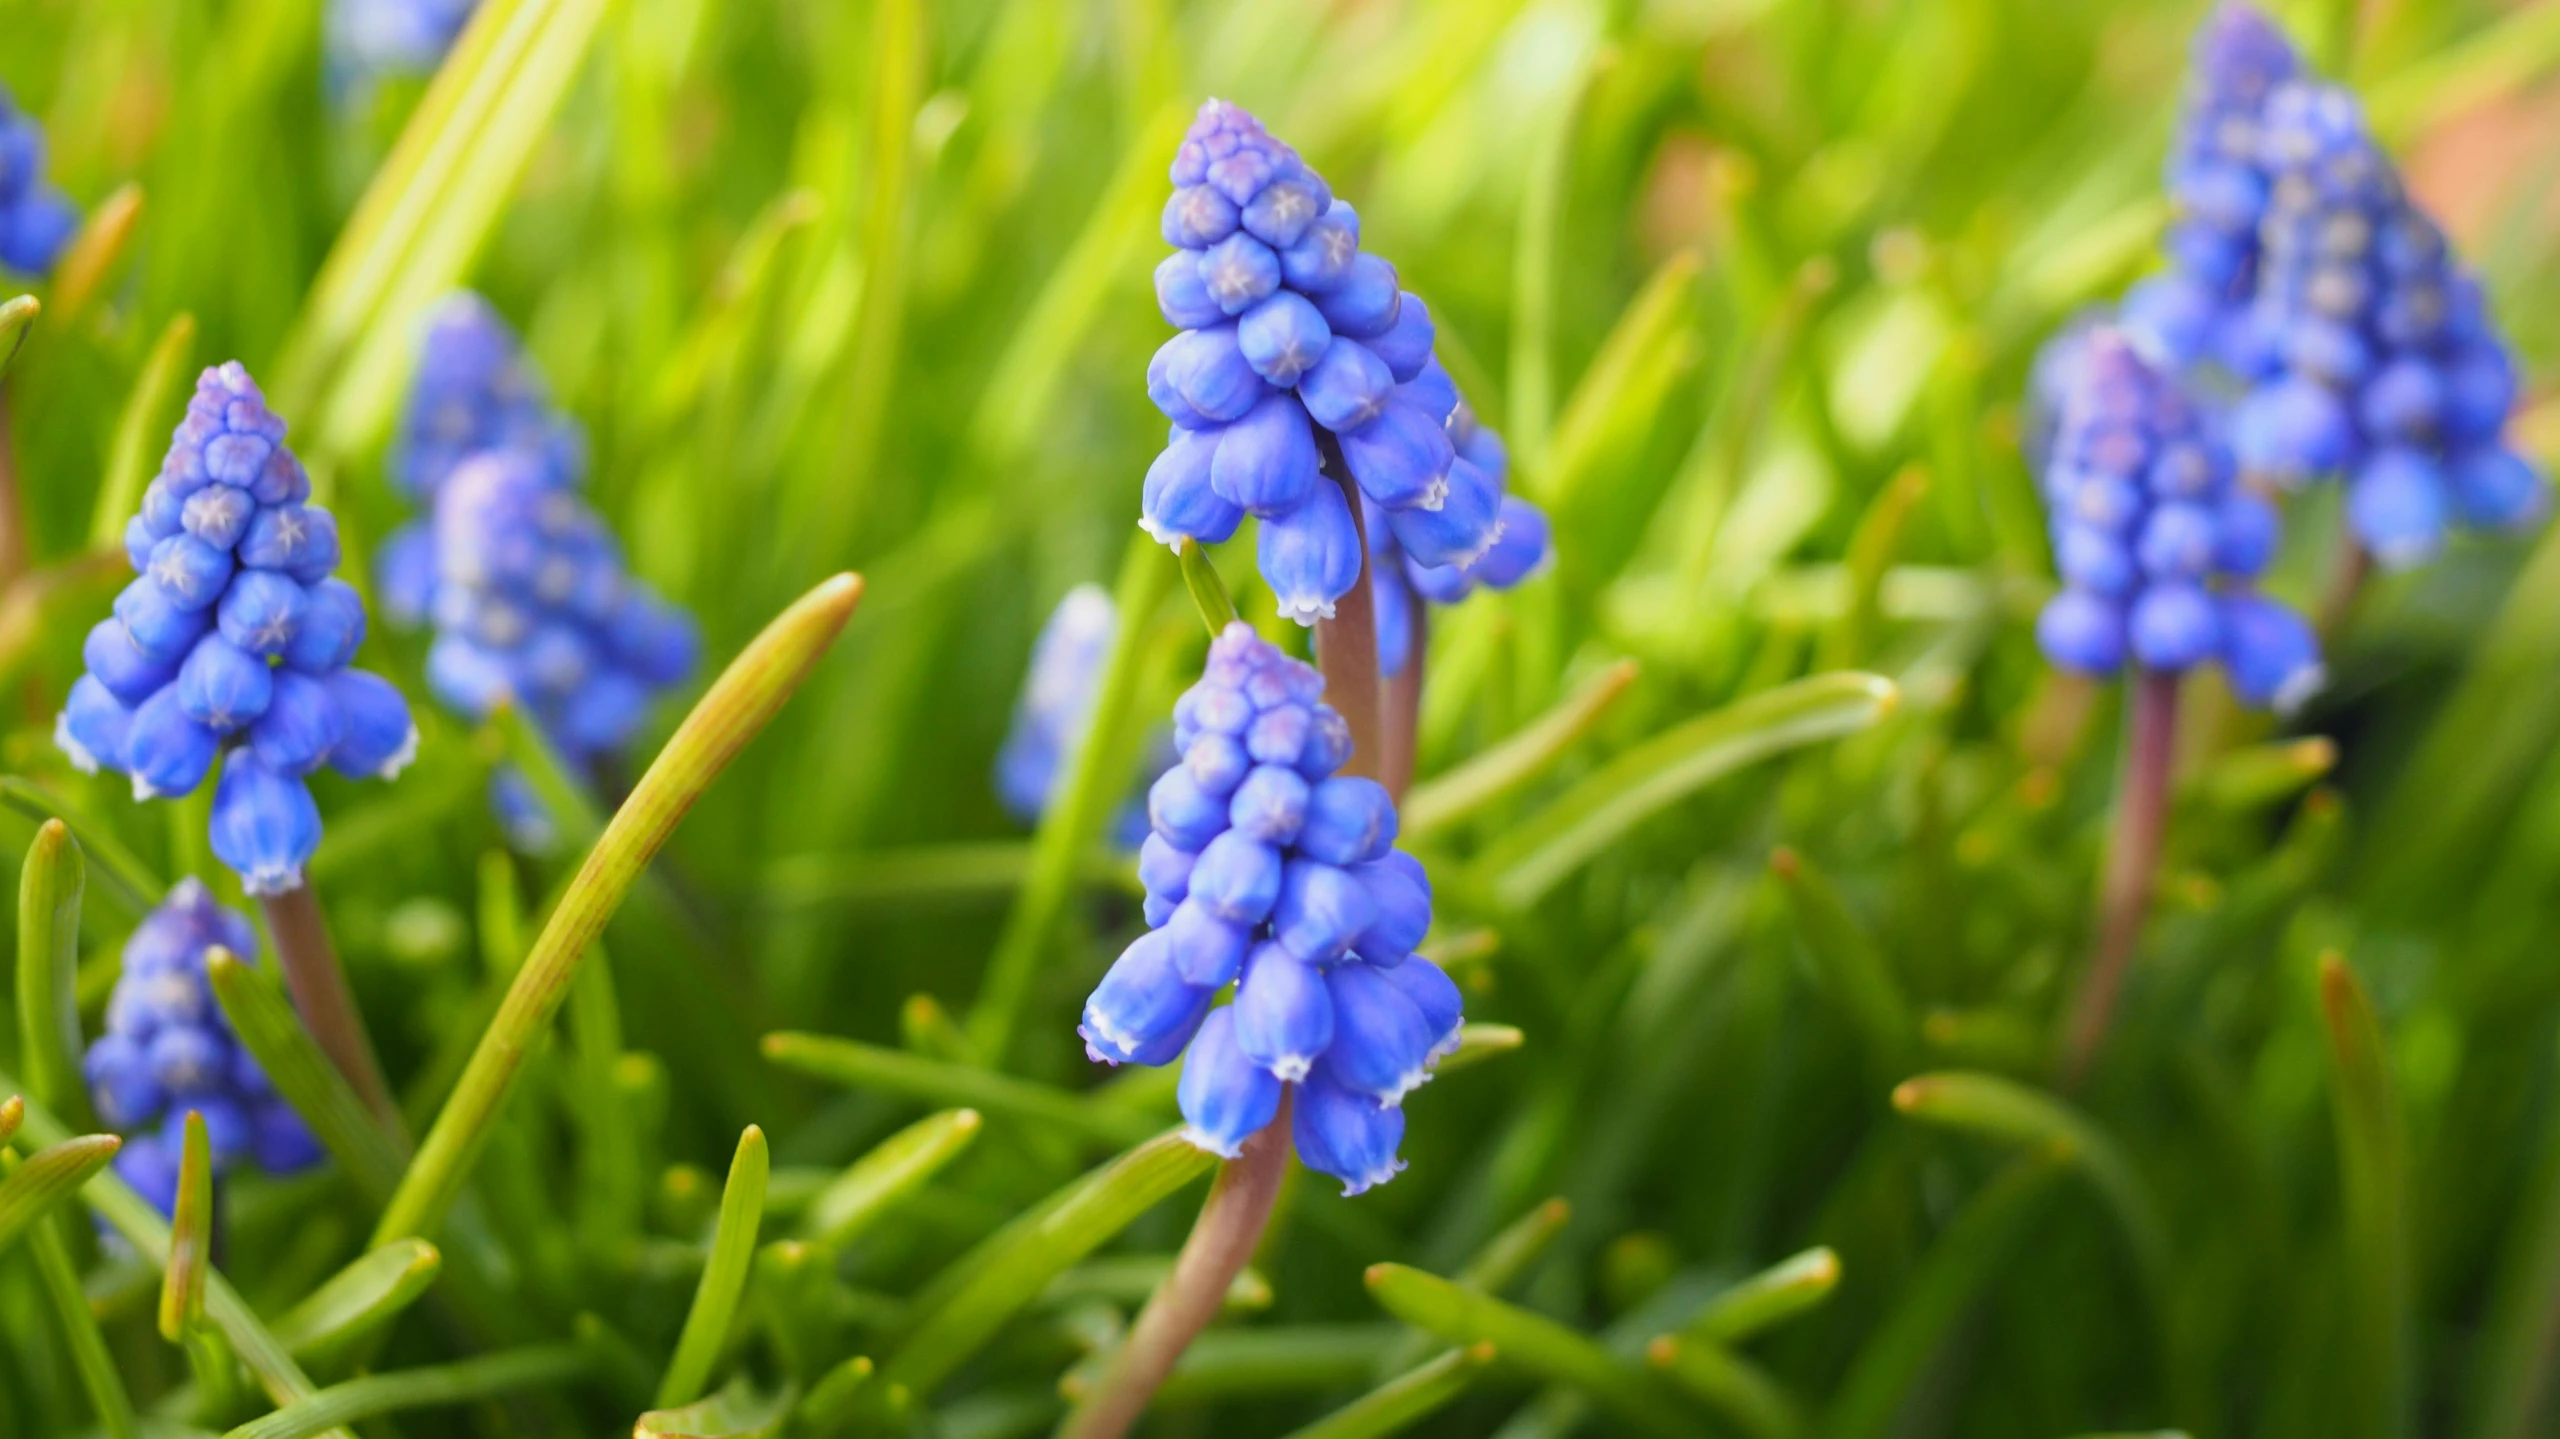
[994,584,1161,848]
[1361,360,1551,677]
[424,449,699,770]
[0,85,81,278]
[2118,4,2299,371]
[2228,81,2544,564]
[376,294,583,626]
[1141,101,1522,625]
[82,881,325,1215]
[1080,624,1460,1195]
[2036,329,2322,714]
[56,362,418,895]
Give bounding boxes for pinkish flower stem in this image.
[2063,668,2181,1088]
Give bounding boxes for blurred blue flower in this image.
[1080,623,1459,1194]
[83,880,325,1215]
[56,363,417,896]
[2034,329,2322,711]
[1142,101,1537,627]
[326,0,480,97]
[994,584,1161,848]
[2226,80,2545,561]
[423,449,699,767]
[0,84,81,278]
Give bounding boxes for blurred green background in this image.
[9,0,2560,1434]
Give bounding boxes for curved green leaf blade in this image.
[1281,1343,1496,1439]
[160,1110,214,1341]
[1677,1247,1840,1345]
[1479,674,1898,905]
[273,1240,444,1364]
[637,1375,797,1438]
[218,1346,592,1439]
[0,294,35,380]
[209,951,410,1204]
[1363,1263,1698,1437]
[90,312,198,548]
[0,1134,120,1260]
[1403,660,1641,839]
[766,1033,1155,1147]
[2320,954,2410,1437]
[17,819,90,1131]
[804,1107,984,1247]
[1644,1334,1804,1439]
[658,1126,771,1410]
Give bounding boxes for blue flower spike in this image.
[57,363,418,896]
[994,584,1166,848]
[2035,329,2324,714]
[0,85,82,278]
[83,880,325,1215]
[1144,101,1545,632]
[1079,623,1458,1194]
[2224,78,2545,561]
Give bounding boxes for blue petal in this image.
[1177,1008,1284,1158]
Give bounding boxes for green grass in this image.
[6,0,2560,1434]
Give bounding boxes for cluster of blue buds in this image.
[1141,101,1523,625]
[994,585,1160,848]
[57,363,417,895]
[2226,82,2544,563]
[0,85,80,278]
[325,0,480,96]
[2036,331,2323,712]
[82,881,324,1215]
[1080,624,1462,1194]
[422,450,699,768]
[2119,3,2299,371]
[1360,372,1551,675]
[376,294,584,628]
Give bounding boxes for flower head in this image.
[57,363,416,895]
[0,85,81,278]
[2224,81,2545,560]
[2035,330,2322,711]
[1142,101,1535,626]
[1079,623,1459,1194]
[83,880,324,1215]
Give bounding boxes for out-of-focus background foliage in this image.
[7,0,2560,1434]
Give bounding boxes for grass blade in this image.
[2320,953,2410,1439]
[845,1132,1214,1424]
[1823,1154,2064,1439]
[25,1208,141,1439]
[90,311,197,548]
[1363,1263,1699,1436]
[1478,674,1897,906]
[377,573,860,1247]
[43,183,145,329]
[1644,1334,1804,1439]
[0,776,167,914]
[159,1109,213,1340]
[803,1107,984,1247]
[0,1076,333,1414]
[1281,1342,1496,1439]
[218,1346,593,1439]
[1891,1071,2169,1283]
[1539,251,1705,511]
[765,1032,1157,1148]
[0,1133,120,1259]
[1403,660,1640,838]
[1180,540,1240,636]
[0,294,34,380]
[1677,1248,1841,1347]
[1772,847,1913,1076]
[658,1126,771,1410]
[209,950,410,1203]
[637,1375,797,1437]
[273,1240,443,1364]
[17,819,91,1131]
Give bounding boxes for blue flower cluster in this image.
[325,0,480,96]
[2119,3,2299,371]
[422,449,699,768]
[1362,368,1551,676]
[57,363,417,895]
[2036,330,2323,711]
[82,881,324,1215]
[1141,101,1521,626]
[377,294,583,628]
[2227,81,2543,564]
[994,585,1161,848]
[0,85,80,278]
[1080,624,1462,1194]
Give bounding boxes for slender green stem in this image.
[656,1126,769,1409]
[1059,1092,1295,1439]
[162,1110,214,1341]
[968,537,1173,1059]
[376,574,860,1247]
[2063,669,2181,1088]
[218,1345,593,1439]
[260,884,402,1133]
[1179,540,1238,635]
